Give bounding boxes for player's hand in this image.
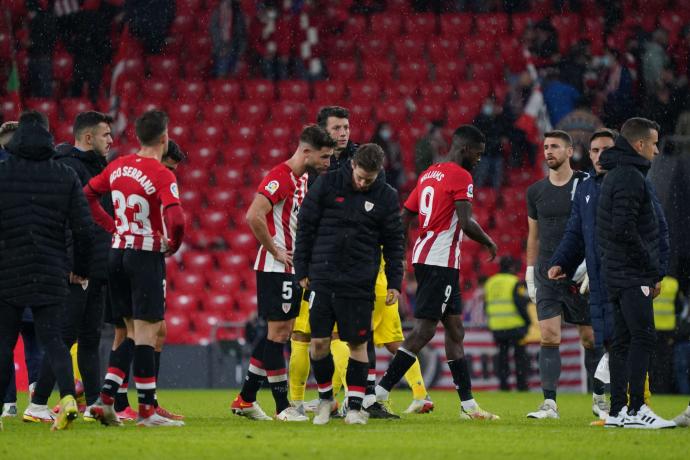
[548,266,566,280]
[299,277,310,289]
[652,282,661,298]
[386,289,400,306]
[525,266,537,304]
[485,240,498,261]
[274,249,293,268]
[69,272,87,284]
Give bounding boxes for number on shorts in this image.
[444,285,452,302]
[282,281,293,300]
[419,186,435,228]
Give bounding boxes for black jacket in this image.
[596,136,660,297]
[0,123,94,308]
[294,162,404,300]
[54,143,112,280]
[328,140,358,172]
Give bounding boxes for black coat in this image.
[54,143,112,280]
[0,123,94,308]
[294,162,404,300]
[596,136,660,298]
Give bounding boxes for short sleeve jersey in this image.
[404,162,473,269]
[254,162,308,274]
[87,154,181,252]
[526,171,588,264]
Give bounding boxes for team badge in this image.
[585,195,590,203]
[170,183,179,199]
[364,201,374,212]
[467,184,474,198]
[265,180,280,195]
[641,286,650,297]
[282,302,292,313]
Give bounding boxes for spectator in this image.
[642,28,671,91]
[414,122,446,175]
[351,0,386,14]
[670,25,690,80]
[126,0,175,54]
[543,69,581,126]
[600,48,638,128]
[675,301,690,394]
[371,122,404,190]
[650,275,683,394]
[0,121,19,161]
[249,5,293,80]
[559,39,591,94]
[530,20,560,67]
[210,0,247,78]
[26,0,57,97]
[556,96,604,170]
[473,96,512,189]
[643,68,686,138]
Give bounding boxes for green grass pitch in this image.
[2,390,689,460]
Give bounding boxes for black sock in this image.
[263,339,289,414]
[346,358,369,411]
[153,351,161,408]
[540,345,561,402]
[448,358,473,401]
[114,371,130,413]
[133,345,156,418]
[378,347,416,392]
[77,338,101,406]
[101,338,135,405]
[585,346,605,396]
[311,353,335,400]
[239,338,267,403]
[366,340,376,396]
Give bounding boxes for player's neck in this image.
[137,146,164,162]
[548,164,573,186]
[285,155,306,177]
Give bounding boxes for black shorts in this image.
[256,271,302,321]
[535,263,590,325]
[413,264,462,321]
[308,291,373,344]
[103,284,125,328]
[108,248,166,322]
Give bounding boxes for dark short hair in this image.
[135,110,168,146]
[73,111,114,138]
[164,139,186,163]
[620,117,660,143]
[316,106,349,127]
[19,110,49,130]
[352,143,384,172]
[299,124,337,150]
[544,130,573,146]
[453,124,486,147]
[589,128,617,145]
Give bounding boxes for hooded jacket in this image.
[294,161,404,300]
[54,143,113,280]
[0,122,94,307]
[596,136,661,297]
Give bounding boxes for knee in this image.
[540,328,561,346]
[292,332,310,343]
[631,328,656,349]
[267,321,292,344]
[310,338,330,359]
[384,342,399,354]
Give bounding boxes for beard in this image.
[461,157,475,171]
[546,157,566,170]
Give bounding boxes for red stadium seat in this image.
[180,188,203,209]
[167,294,200,312]
[277,80,310,101]
[142,78,172,102]
[202,101,233,124]
[52,51,73,82]
[185,228,223,250]
[499,36,525,74]
[25,98,59,128]
[229,124,258,144]
[345,16,367,37]
[397,60,429,83]
[313,81,346,102]
[462,36,497,61]
[172,271,207,293]
[243,80,275,102]
[165,312,191,344]
[361,60,394,82]
[221,144,253,167]
[236,293,258,313]
[374,101,408,125]
[199,208,231,233]
[332,37,356,57]
[371,13,403,38]
[447,103,478,126]
[208,271,242,292]
[235,101,268,124]
[54,123,73,144]
[434,59,467,83]
[419,81,456,101]
[226,229,256,253]
[182,251,215,272]
[216,251,251,272]
[511,12,542,37]
[440,13,474,40]
[192,312,223,337]
[457,81,491,103]
[215,166,245,188]
[206,188,236,210]
[61,98,93,123]
[328,60,358,80]
[148,56,179,80]
[428,38,460,63]
[348,81,382,103]
[208,80,241,101]
[176,80,206,103]
[1,100,19,121]
[392,36,427,60]
[475,13,509,37]
[263,123,292,145]
[178,166,209,189]
[404,13,437,35]
[347,103,374,124]
[259,145,290,163]
[199,123,225,146]
[169,122,192,147]
[414,102,445,121]
[171,13,196,35]
[551,14,581,38]
[358,38,389,60]
[187,145,218,169]
[383,82,418,99]
[203,292,235,312]
[471,61,502,85]
[169,102,198,124]
[271,101,304,124]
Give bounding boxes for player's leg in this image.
[288,295,311,408]
[309,291,337,425]
[330,335,350,398]
[152,320,184,420]
[0,305,21,427]
[527,312,562,419]
[605,297,630,427]
[443,313,499,420]
[495,335,511,391]
[78,280,106,408]
[513,335,530,391]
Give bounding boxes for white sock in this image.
[375,385,389,401]
[461,399,477,411]
[545,398,557,408]
[362,394,376,409]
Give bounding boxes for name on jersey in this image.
[110,166,157,195]
[420,170,445,183]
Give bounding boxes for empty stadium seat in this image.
[313,81,346,102]
[277,80,310,101]
[208,271,242,292]
[198,208,230,233]
[208,80,241,101]
[243,80,275,101]
[235,101,269,124]
[440,13,474,40]
[182,251,215,272]
[203,292,235,312]
[172,271,206,293]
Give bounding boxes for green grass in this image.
[1,390,689,460]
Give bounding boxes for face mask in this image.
[380,129,392,141]
[481,104,494,116]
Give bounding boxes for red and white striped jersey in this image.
[404,162,474,269]
[253,163,308,273]
[88,154,181,252]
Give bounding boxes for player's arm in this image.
[455,200,497,260]
[548,187,585,280]
[649,180,669,279]
[382,190,404,305]
[69,172,94,280]
[163,204,186,255]
[294,176,326,288]
[83,169,116,234]
[246,194,289,266]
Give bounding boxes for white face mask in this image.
[380,129,392,141]
[481,103,494,116]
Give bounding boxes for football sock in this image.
[346,358,369,411]
[101,338,135,405]
[447,358,473,401]
[378,347,416,392]
[311,353,335,401]
[153,351,161,408]
[366,340,377,396]
[585,346,605,395]
[540,345,561,402]
[133,345,156,419]
[264,339,289,414]
[114,380,130,412]
[288,338,310,403]
[404,358,427,400]
[239,337,267,403]
[330,339,350,396]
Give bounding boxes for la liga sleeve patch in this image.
[265,180,280,195]
[170,182,179,199]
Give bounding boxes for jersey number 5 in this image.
[112,191,152,235]
[420,186,435,228]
